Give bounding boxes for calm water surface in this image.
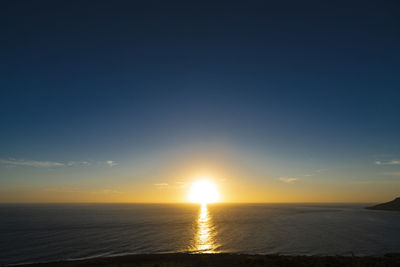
[0,203,399,265]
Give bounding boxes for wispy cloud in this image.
[175,181,187,188]
[68,160,119,167]
[154,183,169,187]
[67,161,90,167]
[375,160,400,165]
[43,187,83,193]
[44,187,124,195]
[90,189,124,195]
[279,177,298,183]
[0,159,64,168]
[105,160,118,167]
[153,181,189,189]
[0,158,119,168]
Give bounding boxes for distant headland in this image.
[367,197,400,211]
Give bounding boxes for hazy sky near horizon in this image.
[1,0,400,203]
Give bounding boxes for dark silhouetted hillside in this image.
[367,197,400,211]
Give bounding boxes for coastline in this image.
[13,253,400,267]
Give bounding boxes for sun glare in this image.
[188,179,220,204]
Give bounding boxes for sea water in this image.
[0,203,399,265]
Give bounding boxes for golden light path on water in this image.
[195,203,217,253]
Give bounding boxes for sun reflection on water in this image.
[195,203,217,253]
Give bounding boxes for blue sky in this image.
[1,0,399,202]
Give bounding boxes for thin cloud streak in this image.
[154,183,169,187]
[375,160,400,165]
[67,161,90,167]
[0,159,118,168]
[105,160,119,167]
[44,187,124,195]
[153,182,188,189]
[279,177,298,183]
[0,159,64,167]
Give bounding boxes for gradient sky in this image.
[1,0,399,203]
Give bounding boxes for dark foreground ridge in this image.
[15,253,400,267]
[367,197,400,211]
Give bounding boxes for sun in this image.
[188,179,220,204]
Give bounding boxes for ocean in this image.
[1,203,399,265]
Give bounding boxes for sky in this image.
[1,0,399,203]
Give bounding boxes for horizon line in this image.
[0,201,380,205]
